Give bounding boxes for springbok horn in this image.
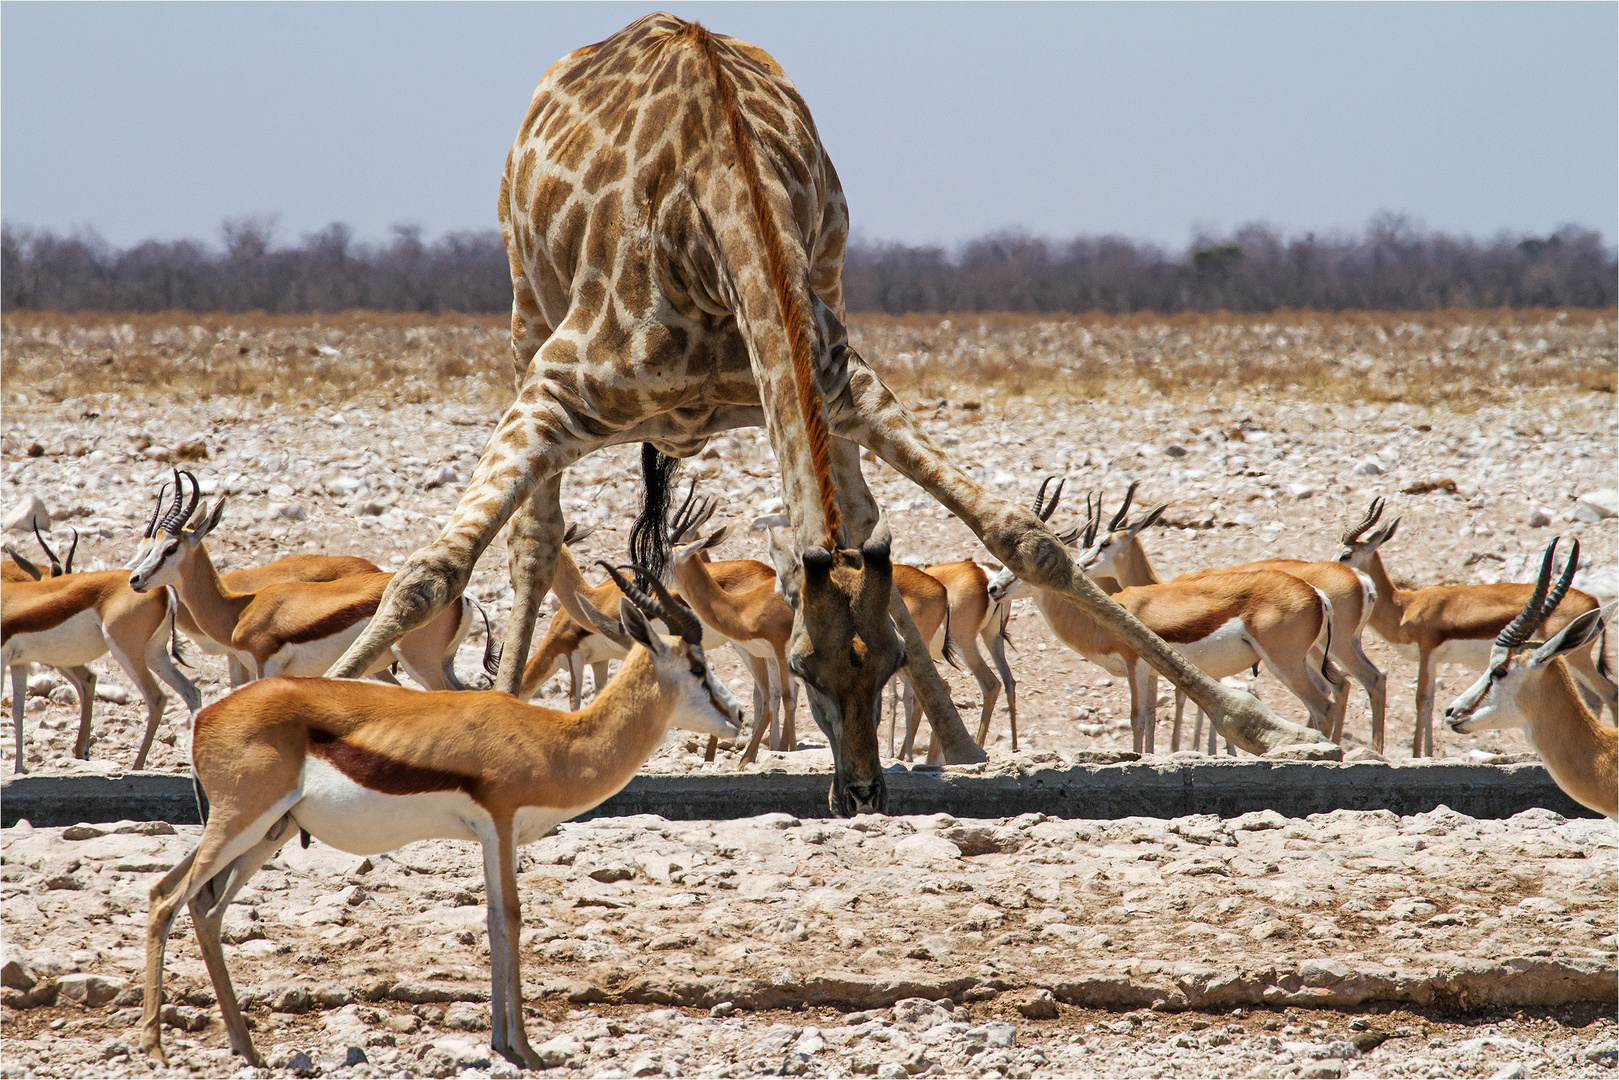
[1496,540,1559,650]
[1535,538,1581,637]
[665,479,699,543]
[156,469,190,534]
[630,564,706,646]
[599,562,703,646]
[1032,477,1066,522]
[1109,480,1140,532]
[62,528,78,574]
[143,481,170,539]
[164,471,202,535]
[32,522,61,577]
[1082,492,1100,547]
[1341,497,1386,544]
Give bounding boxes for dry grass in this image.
[852,308,1617,408]
[3,308,1613,412]
[1,310,514,410]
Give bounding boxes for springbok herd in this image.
[2,467,1613,1068]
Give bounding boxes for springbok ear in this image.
[197,495,229,539]
[1369,518,1400,548]
[704,524,733,551]
[618,600,665,656]
[573,589,632,649]
[766,527,799,577]
[1529,608,1605,667]
[1131,504,1170,535]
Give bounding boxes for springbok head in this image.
[1334,497,1399,571]
[987,477,1073,603]
[126,470,226,592]
[571,562,743,739]
[1446,538,1601,734]
[1074,481,1170,580]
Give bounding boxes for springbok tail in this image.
[941,602,961,671]
[469,596,501,688]
[165,587,189,667]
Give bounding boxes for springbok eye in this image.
[690,661,705,678]
[1492,665,1509,679]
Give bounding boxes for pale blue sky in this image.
[3,2,1614,251]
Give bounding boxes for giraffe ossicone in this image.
[325,14,1323,813]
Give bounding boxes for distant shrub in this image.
[2,213,1612,315]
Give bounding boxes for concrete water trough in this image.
[1,753,1598,827]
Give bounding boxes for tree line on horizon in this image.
[3,214,1613,315]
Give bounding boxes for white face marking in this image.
[126,535,185,590]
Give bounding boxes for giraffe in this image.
[327,14,1322,814]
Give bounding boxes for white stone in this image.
[5,495,49,534]
[268,502,307,521]
[893,834,962,865]
[1352,460,1382,476]
[1575,489,1617,520]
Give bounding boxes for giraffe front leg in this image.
[497,474,564,696]
[326,375,595,680]
[827,435,986,764]
[831,358,1323,757]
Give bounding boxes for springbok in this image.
[522,522,780,758]
[3,525,199,771]
[1336,497,1616,757]
[139,565,743,1070]
[922,561,1018,749]
[1080,483,1381,750]
[989,481,1339,753]
[125,474,482,690]
[173,552,381,686]
[1446,539,1616,819]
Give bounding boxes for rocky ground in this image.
[2,311,1616,1077]
[2,311,1614,772]
[2,807,1616,1079]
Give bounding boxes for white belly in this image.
[577,634,627,665]
[1170,619,1260,680]
[1076,651,1131,678]
[734,636,776,660]
[292,757,485,853]
[2,610,107,669]
[292,758,600,854]
[263,620,373,678]
[1429,637,1494,669]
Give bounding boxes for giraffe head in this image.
[769,520,903,816]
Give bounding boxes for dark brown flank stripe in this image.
[307,729,479,797]
[1150,602,1249,646]
[0,583,102,644]
[283,597,382,646]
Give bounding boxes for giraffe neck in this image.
[690,23,841,549]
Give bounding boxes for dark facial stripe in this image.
[308,729,479,797]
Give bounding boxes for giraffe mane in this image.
[688,22,842,549]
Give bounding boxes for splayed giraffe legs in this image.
[496,474,565,696]
[830,354,1324,756]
